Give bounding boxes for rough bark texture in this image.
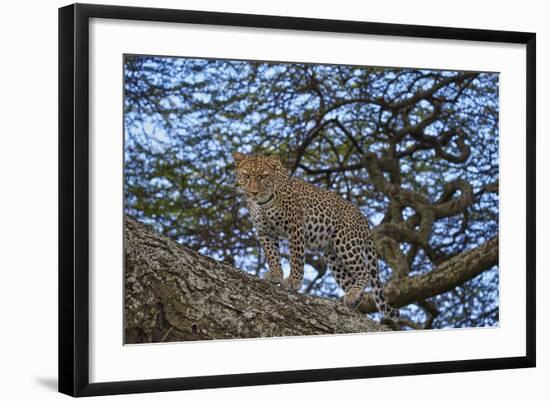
[124,217,387,344]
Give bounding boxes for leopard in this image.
[233,152,399,321]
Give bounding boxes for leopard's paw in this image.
[343,289,363,308]
[282,277,302,291]
[263,270,283,284]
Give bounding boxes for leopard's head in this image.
[232,152,285,203]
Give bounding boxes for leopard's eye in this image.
[260,174,269,179]
[241,173,250,180]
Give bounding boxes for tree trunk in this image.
[124,217,387,344]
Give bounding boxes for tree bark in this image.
[124,217,387,344]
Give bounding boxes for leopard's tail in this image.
[370,266,400,321]
[365,241,399,321]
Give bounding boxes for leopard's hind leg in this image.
[324,252,354,293]
[332,236,370,307]
[333,235,400,320]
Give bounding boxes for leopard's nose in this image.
[250,189,260,195]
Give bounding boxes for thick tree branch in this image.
[357,235,498,313]
[124,217,387,343]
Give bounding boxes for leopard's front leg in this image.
[259,235,283,284]
[282,222,305,291]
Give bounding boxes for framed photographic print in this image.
[58,3,536,397]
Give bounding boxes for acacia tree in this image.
[124,55,499,330]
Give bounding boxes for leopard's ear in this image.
[233,152,246,165]
[266,154,283,169]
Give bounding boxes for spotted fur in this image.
[233,152,399,320]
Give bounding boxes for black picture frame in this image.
[58,3,536,397]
